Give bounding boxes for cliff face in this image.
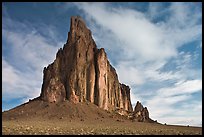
[40,16,133,113]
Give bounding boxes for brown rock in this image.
[133,101,154,122]
[39,16,133,113]
[134,101,144,113]
[40,16,96,104]
[120,83,133,112]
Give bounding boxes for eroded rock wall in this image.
[40,16,133,113]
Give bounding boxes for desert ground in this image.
[2,99,202,135]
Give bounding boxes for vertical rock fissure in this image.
[94,49,99,106]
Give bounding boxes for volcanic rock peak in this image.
[132,101,154,122]
[40,16,153,121]
[67,16,91,44]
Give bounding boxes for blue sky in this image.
[2,2,202,127]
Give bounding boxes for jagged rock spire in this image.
[40,16,133,113]
[133,101,154,122]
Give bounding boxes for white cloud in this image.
[76,3,178,63]
[157,79,202,97]
[116,61,145,85]
[74,2,201,84]
[144,79,202,126]
[2,58,39,99]
[2,16,63,106]
[74,2,202,126]
[159,100,202,127]
[2,27,61,72]
[2,58,20,86]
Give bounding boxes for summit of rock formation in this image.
[40,16,133,114]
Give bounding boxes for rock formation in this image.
[132,101,154,122]
[40,16,133,113]
[39,16,155,122]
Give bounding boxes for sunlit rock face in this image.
[40,16,133,113]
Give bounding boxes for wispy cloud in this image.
[157,80,202,97]
[73,2,202,126]
[2,15,63,109]
[146,79,202,115]
[2,58,40,101]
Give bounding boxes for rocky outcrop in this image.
[40,16,133,113]
[132,101,154,122]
